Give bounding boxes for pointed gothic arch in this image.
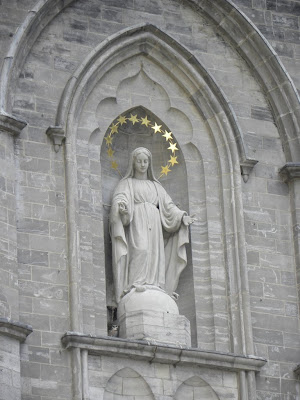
[54,22,255,362]
[175,375,220,400]
[1,0,299,162]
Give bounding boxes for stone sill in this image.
[0,318,32,342]
[62,332,266,372]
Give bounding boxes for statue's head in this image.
[123,147,159,182]
[132,147,151,176]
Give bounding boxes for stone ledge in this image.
[279,163,300,182]
[0,112,27,136]
[0,317,32,342]
[61,332,266,372]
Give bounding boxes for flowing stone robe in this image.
[110,177,189,303]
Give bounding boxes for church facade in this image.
[0,0,300,399]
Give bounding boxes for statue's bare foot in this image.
[135,285,146,292]
[172,292,179,300]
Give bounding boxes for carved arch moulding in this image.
[51,22,256,367]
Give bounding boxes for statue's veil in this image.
[122,147,160,183]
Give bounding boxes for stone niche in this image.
[100,106,193,347]
[58,24,265,400]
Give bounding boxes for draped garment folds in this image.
[110,177,189,303]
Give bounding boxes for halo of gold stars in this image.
[104,113,180,179]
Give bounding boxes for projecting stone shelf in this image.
[279,163,300,182]
[0,317,32,342]
[61,332,266,372]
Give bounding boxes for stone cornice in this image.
[0,318,32,342]
[0,112,27,136]
[62,332,266,372]
[279,163,300,182]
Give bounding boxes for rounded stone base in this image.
[118,286,179,318]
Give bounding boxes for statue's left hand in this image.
[182,214,197,226]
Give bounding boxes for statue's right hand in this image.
[118,201,128,215]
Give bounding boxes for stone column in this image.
[0,113,31,400]
[279,163,300,308]
[0,318,32,400]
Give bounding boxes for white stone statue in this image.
[110,147,195,304]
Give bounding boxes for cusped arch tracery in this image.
[104,367,155,400]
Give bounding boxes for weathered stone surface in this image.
[0,0,299,399]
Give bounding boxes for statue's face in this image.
[134,153,149,174]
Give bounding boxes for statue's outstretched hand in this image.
[182,214,197,226]
[118,201,128,215]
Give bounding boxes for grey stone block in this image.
[17,249,48,266]
[272,13,299,29]
[18,218,49,235]
[256,375,281,392]
[251,312,299,332]
[40,364,71,383]
[247,251,259,265]
[269,346,300,363]
[28,346,49,364]
[267,180,289,196]
[20,361,40,379]
[253,328,283,345]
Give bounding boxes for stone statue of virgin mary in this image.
[110,147,195,304]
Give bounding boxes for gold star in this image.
[105,135,113,146]
[141,115,151,127]
[128,114,139,125]
[111,161,118,170]
[168,142,178,153]
[169,155,178,166]
[117,115,127,125]
[161,164,171,176]
[107,147,114,157]
[110,123,118,134]
[162,130,173,141]
[151,122,162,134]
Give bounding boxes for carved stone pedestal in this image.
[118,288,191,346]
[119,310,191,346]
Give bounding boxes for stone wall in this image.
[0,1,299,400]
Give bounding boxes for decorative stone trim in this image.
[240,159,258,183]
[0,317,32,342]
[0,112,27,136]
[279,163,300,182]
[62,332,266,372]
[46,126,66,152]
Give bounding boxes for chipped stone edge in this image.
[61,332,266,372]
[279,163,300,182]
[294,364,300,376]
[0,317,33,342]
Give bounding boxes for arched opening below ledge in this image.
[104,367,155,400]
[175,376,220,400]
